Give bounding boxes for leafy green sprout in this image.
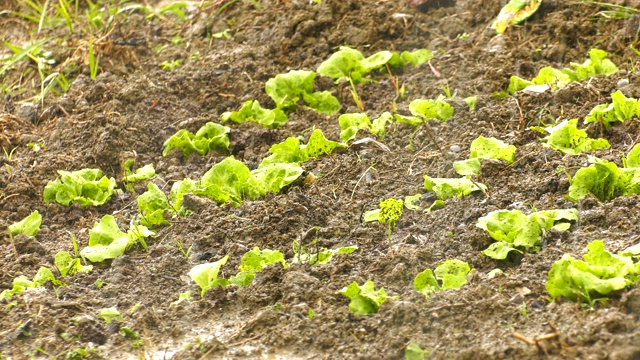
[170,239,192,260]
[575,1,640,20]
[2,146,17,173]
[159,59,181,71]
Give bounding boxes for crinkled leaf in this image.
[434,259,472,290]
[405,342,429,360]
[302,91,341,115]
[188,255,229,297]
[170,178,199,215]
[9,210,42,237]
[137,182,171,227]
[221,100,289,129]
[585,90,639,129]
[476,210,540,248]
[317,46,366,84]
[409,96,453,122]
[245,163,303,199]
[624,143,640,169]
[44,169,117,207]
[123,163,156,183]
[404,194,422,211]
[393,114,423,126]
[490,0,542,34]
[338,281,388,315]
[303,129,346,158]
[400,49,433,66]
[360,50,394,73]
[261,137,307,166]
[423,176,486,200]
[55,251,92,276]
[453,158,481,176]
[566,160,623,202]
[339,113,371,142]
[371,112,393,139]
[265,70,315,111]
[162,123,230,158]
[482,241,522,260]
[98,307,122,323]
[414,269,439,298]
[198,157,252,206]
[542,119,610,155]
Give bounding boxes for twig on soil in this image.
[351,163,376,200]
[512,322,563,357]
[420,118,445,156]
[427,60,441,78]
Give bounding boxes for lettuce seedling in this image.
[339,113,372,142]
[196,157,252,206]
[409,96,454,122]
[244,163,304,200]
[453,136,517,176]
[44,169,117,207]
[137,182,172,227]
[55,251,92,276]
[260,129,345,166]
[188,255,229,297]
[317,47,433,85]
[291,240,358,266]
[537,119,610,155]
[8,210,42,237]
[546,240,640,305]
[509,49,618,93]
[363,198,404,236]
[98,307,122,323]
[123,161,156,183]
[221,100,289,129]
[476,208,578,260]
[80,215,155,262]
[265,70,340,114]
[566,151,640,202]
[338,280,388,315]
[423,176,486,200]
[585,90,640,129]
[228,247,286,287]
[0,267,61,301]
[163,122,230,158]
[414,259,473,299]
[405,343,429,360]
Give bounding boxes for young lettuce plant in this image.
[476,209,578,260]
[409,96,454,122]
[414,259,473,299]
[265,70,340,115]
[584,90,640,129]
[547,240,640,306]
[509,48,618,94]
[0,267,62,301]
[162,122,230,158]
[137,182,173,227]
[123,161,156,184]
[533,118,610,155]
[221,100,289,129]
[423,176,487,201]
[453,136,517,176]
[338,280,388,315]
[44,169,117,207]
[80,215,155,263]
[364,198,404,236]
[260,129,345,166]
[338,112,393,142]
[8,210,42,237]
[567,146,640,202]
[291,240,358,265]
[228,247,287,287]
[188,255,229,297]
[55,251,93,276]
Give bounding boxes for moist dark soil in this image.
[3,0,640,359]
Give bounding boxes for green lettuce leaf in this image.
[9,210,42,237]
[339,113,372,142]
[423,176,486,200]
[196,157,252,206]
[245,162,304,199]
[221,100,289,129]
[123,162,156,183]
[80,215,154,262]
[317,46,366,84]
[55,251,92,276]
[188,255,229,297]
[162,122,230,158]
[228,247,286,287]
[338,281,388,315]
[585,90,640,129]
[409,95,454,122]
[44,169,117,207]
[137,182,172,227]
[0,267,61,301]
[541,119,610,155]
[414,259,473,298]
[453,136,516,176]
[291,240,358,266]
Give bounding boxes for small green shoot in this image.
[453,136,516,176]
[414,259,473,299]
[170,291,192,306]
[123,161,156,183]
[291,240,357,265]
[163,122,230,158]
[8,210,42,237]
[55,251,93,276]
[423,176,487,200]
[0,267,61,301]
[477,208,578,259]
[338,281,388,315]
[98,307,122,323]
[137,182,172,227]
[363,198,404,236]
[159,59,181,71]
[464,96,477,111]
[409,96,454,122]
[228,247,286,287]
[405,342,429,360]
[221,100,289,129]
[43,169,117,207]
[188,255,229,297]
[79,215,155,262]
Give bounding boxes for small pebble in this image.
[449,145,461,152]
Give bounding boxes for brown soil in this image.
[2,0,640,359]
